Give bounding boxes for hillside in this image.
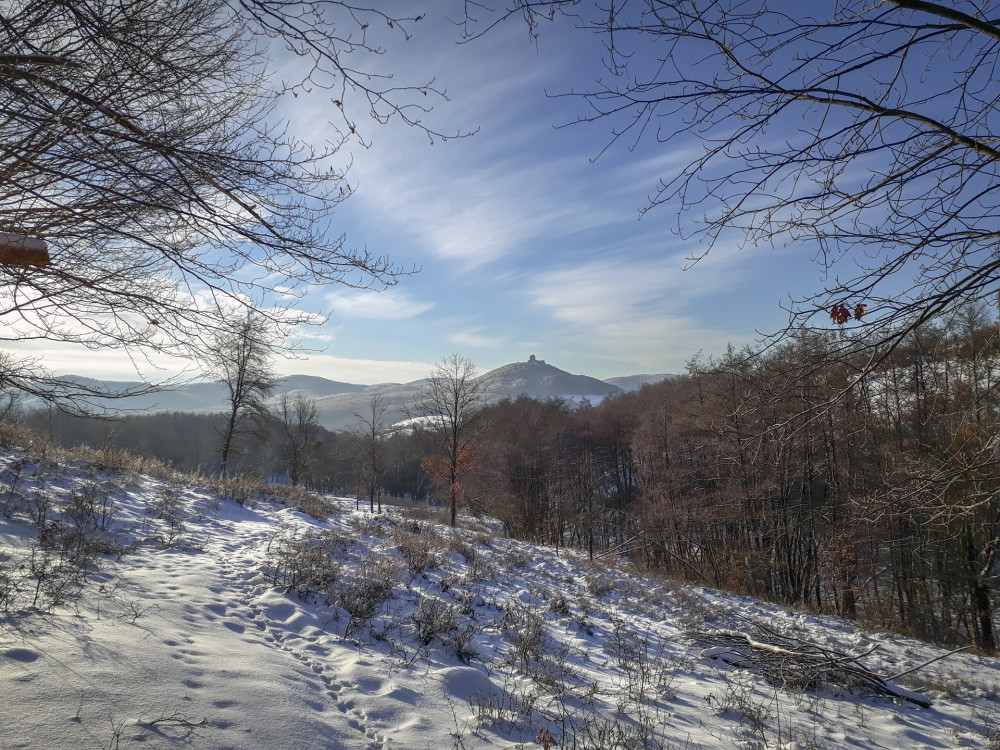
[43,374,370,417]
[602,373,677,392]
[1,447,998,749]
[311,383,424,433]
[477,355,623,402]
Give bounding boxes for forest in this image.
[16,302,1000,654]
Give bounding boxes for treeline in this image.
[21,409,430,502]
[468,305,1000,652]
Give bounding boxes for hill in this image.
[40,375,363,415]
[477,355,623,402]
[275,374,368,399]
[0,446,997,749]
[310,382,425,432]
[603,373,677,391]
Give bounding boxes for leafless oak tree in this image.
[410,354,487,527]
[205,312,279,478]
[277,392,321,487]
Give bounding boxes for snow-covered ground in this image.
[1,447,999,749]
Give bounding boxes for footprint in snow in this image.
[2,648,40,663]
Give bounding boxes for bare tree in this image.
[0,353,20,425]
[0,0,456,405]
[410,354,487,527]
[277,393,321,487]
[205,313,278,478]
[470,1,1000,358]
[352,391,389,513]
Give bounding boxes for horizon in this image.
[51,354,674,388]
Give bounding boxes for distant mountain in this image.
[41,376,229,414]
[36,358,659,431]
[477,355,622,402]
[39,375,366,416]
[602,373,676,392]
[310,382,425,433]
[275,375,367,399]
[309,357,626,430]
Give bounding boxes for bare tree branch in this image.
[0,0,456,407]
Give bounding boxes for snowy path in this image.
[206,510,396,750]
[1,498,394,749]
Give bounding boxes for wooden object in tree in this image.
[0,233,50,267]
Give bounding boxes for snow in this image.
[1,447,1000,749]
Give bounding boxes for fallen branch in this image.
[691,620,932,709]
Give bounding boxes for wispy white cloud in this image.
[292,330,333,344]
[319,14,646,271]
[349,146,581,268]
[274,354,433,384]
[525,257,743,370]
[326,288,433,320]
[448,326,507,349]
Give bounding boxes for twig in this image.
[141,712,209,727]
[889,645,973,680]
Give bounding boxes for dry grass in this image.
[265,529,347,600]
[391,521,442,573]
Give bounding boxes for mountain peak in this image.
[477,357,623,401]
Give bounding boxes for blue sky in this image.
[273,5,825,384]
[34,3,825,385]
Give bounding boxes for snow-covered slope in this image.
[1,448,998,749]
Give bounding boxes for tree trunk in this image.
[219,405,239,478]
